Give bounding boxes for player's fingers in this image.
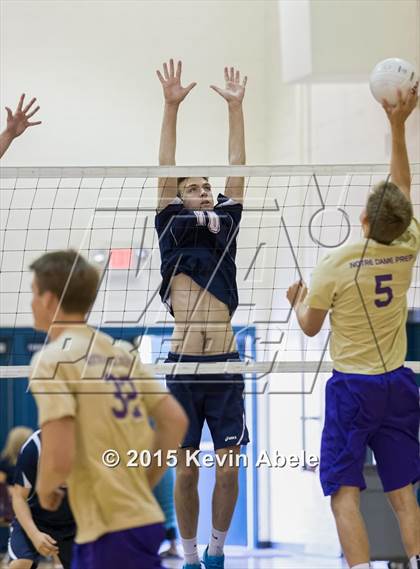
[381,99,392,114]
[410,80,419,95]
[22,97,36,114]
[5,107,13,120]
[44,533,57,545]
[28,121,42,126]
[242,76,248,88]
[230,66,234,82]
[156,69,165,84]
[408,81,419,106]
[235,69,240,83]
[185,82,197,94]
[396,88,403,107]
[169,58,174,77]
[210,85,223,96]
[176,60,182,78]
[163,62,169,80]
[224,66,229,82]
[16,93,25,112]
[26,105,40,118]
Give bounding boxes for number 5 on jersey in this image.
[374,274,393,307]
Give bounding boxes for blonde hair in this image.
[366,181,413,244]
[1,426,33,465]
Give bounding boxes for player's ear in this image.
[359,207,368,225]
[43,290,60,314]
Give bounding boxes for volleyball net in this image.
[1,164,419,380]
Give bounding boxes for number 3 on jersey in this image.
[374,274,393,307]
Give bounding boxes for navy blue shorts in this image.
[166,351,250,450]
[321,366,420,496]
[71,524,164,569]
[8,519,74,569]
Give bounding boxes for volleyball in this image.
[369,58,418,106]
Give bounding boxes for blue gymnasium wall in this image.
[0,326,257,547]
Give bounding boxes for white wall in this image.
[0,0,268,166]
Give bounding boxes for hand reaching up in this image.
[5,94,42,138]
[382,81,418,128]
[157,59,197,107]
[211,67,247,106]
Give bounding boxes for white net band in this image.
[0,164,407,179]
[1,361,420,379]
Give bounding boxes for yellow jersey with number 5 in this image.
[305,217,420,374]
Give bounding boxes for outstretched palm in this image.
[6,94,42,138]
[157,59,196,106]
[211,67,247,105]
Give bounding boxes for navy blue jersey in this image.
[14,430,75,537]
[155,193,242,316]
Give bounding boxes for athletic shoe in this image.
[202,545,224,569]
[182,563,202,569]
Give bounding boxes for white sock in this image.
[409,554,420,569]
[208,527,227,557]
[181,536,199,565]
[350,564,370,569]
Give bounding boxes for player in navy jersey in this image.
[8,430,75,569]
[155,59,249,569]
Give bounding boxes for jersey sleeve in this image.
[131,358,168,414]
[305,254,337,310]
[155,198,184,234]
[14,439,38,489]
[214,193,243,226]
[29,352,77,426]
[394,216,420,253]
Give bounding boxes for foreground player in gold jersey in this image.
[28,250,188,569]
[287,85,420,569]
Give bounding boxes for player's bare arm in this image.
[382,81,418,201]
[147,395,188,488]
[12,484,59,557]
[286,280,328,337]
[211,66,247,204]
[36,417,75,511]
[157,59,197,210]
[0,94,42,159]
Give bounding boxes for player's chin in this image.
[200,201,214,210]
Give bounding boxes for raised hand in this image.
[5,94,42,138]
[157,59,197,106]
[210,67,247,106]
[382,81,418,127]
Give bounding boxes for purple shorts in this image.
[321,366,420,496]
[71,523,165,569]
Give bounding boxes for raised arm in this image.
[382,81,418,202]
[156,59,196,211]
[0,94,42,159]
[211,67,247,204]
